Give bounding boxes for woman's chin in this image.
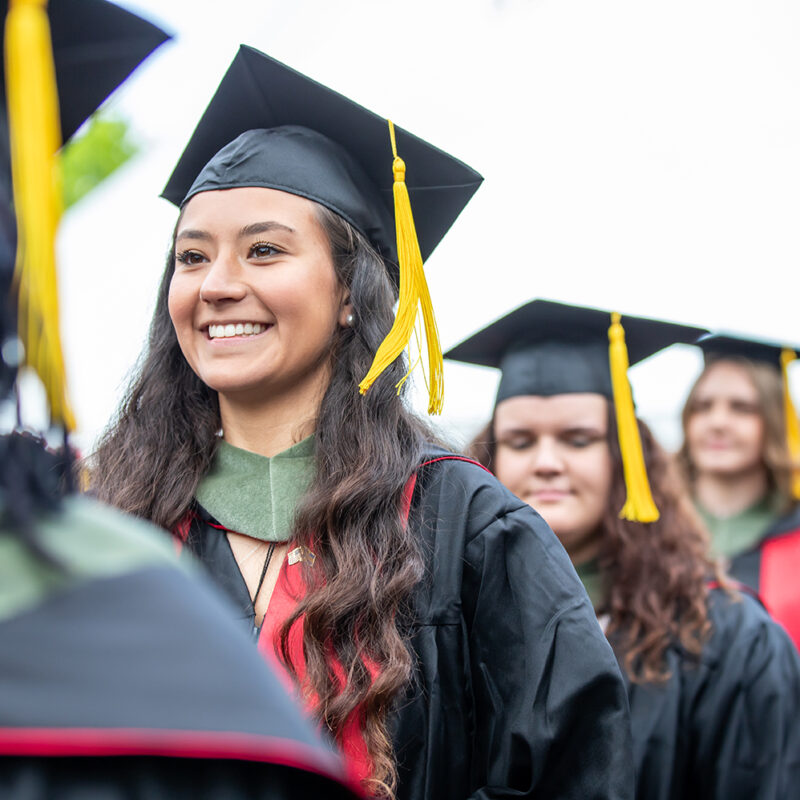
[695,457,758,478]
[206,377,276,403]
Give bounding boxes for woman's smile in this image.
[529,487,573,502]
[205,321,271,340]
[695,437,736,451]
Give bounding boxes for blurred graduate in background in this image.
[0,2,360,798]
[450,299,800,799]
[678,334,800,649]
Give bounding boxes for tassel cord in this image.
[5,0,74,430]
[607,313,659,523]
[780,348,800,500]
[358,120,444,415]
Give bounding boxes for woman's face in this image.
[685,361,765,478]
[493,393,612,561]
[168,187,350,401]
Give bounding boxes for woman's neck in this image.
[218,371,326,457]
[694,469,769,519]
[565,533,601,567]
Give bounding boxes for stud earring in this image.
[345,313,354,327]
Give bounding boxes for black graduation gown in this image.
[623,587,800,800]
[0,524,359,799]
[185,447,635,800]
[726,505,800,650]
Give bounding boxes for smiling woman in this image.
[168,188,346,418]
[90,46,634,800]
[678,334,800,649]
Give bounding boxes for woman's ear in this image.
[338,294,354,328]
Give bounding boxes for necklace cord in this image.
[252,542,276,606]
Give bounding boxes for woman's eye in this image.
[176,250,206,266]
[564,433,601,448]
[249,241,282,259]
[502,437,534,451]
[566,436,591,448]
[730,401,759,415]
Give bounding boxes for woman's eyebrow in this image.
[176,228,212,242]
[238,221,296,238]
[496,427,534,437]
[561,425,605,436]
[175,222,296,242]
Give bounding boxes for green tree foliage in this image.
[60,114,138,210]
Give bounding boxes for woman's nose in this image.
[706,402,731,429]
[532,439,564,475]
[199,253,248,304]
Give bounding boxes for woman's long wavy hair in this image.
[468,406,723,683]
[677,357,795,509]
[92,203,431,797]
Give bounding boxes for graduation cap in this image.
[0,0,170,143]
[446,299,708,523]
[695,332,800,498]
[695,333,798,368]
[162,46,483,414]
[2,0,169,428]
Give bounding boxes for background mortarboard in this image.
[445,299,708,404]
[0,0,170,143]
[161,45,483,277]
[447,299,709,522]
[0,0,170,418]
[695,333,799,369]
[0,0,171,286]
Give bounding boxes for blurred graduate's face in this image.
[685,361,765,478]
[168,187,350,402]
[493,394,612,562]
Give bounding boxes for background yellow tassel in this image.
[5,0,74,430]
[358,120,444,414]
[780,348,800,499]
[608,312,659,522]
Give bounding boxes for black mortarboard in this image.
[445,299,707,404]
[695,333,799,370]
[161,45,483,275]
[0,0,170,272]
[162,45,482,414]
[1,0,170,424]
[0,0,170,143]
[447,299,708,522]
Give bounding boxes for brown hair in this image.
[92,204,433,797]
[677,357,794,507]
[467,407,722,683]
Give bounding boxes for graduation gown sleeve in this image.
[626,587,800,800]
[461,503,633,799]
[687,590,800,800]
[394,454,634,800]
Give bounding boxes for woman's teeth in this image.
[208,323,265,339]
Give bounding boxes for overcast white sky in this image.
[46,0,800,452]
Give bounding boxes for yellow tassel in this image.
[358,120,444,414]
[5,0,74,430]
[608,313,659,522]
[780,349,800,500]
